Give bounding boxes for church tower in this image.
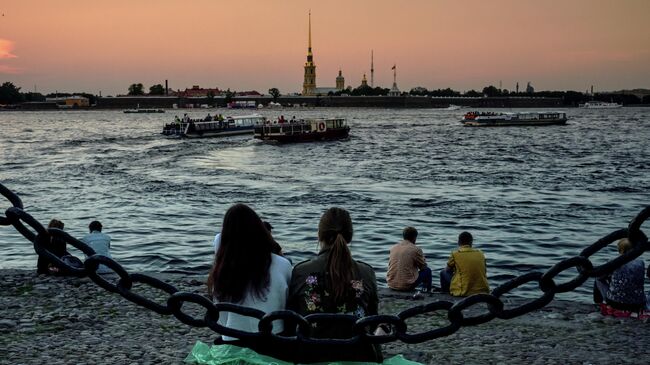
[302,12,316,96]
[336,69,345,90]
[361,73,368,88]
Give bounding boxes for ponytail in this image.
[319,207,355,303]
[327,234,355,303]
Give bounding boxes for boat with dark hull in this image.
[461,111,567,127]
[254,118,349,143]
[162,114,265,138]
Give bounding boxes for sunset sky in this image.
[1,0,649,95]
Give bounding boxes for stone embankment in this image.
[1,269,648,365]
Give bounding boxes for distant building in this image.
[301,12,345,96]
[360,73,369,88]
[175,85,222,97]
[336,69,345,90]
[46,95,90,108]
[302,12,317,96]
[526,82,534,93]
[236,90,262,97]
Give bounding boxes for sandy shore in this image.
[1,269,648,364]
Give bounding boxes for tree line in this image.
[2,81,649,106]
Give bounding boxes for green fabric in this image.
[184,341,423,365]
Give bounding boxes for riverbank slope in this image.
[1,269,647,364]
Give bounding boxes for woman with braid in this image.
[287,207,382,363]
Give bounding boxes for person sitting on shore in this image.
[386,226,432,293]
[207,204,292,347]
[81,220,112,274]
[212,220,283,257]
[36,219,68,275]
[287,207,382,363]
[440,231,489,296]
[594,238,646,315]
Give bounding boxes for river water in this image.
[0,108,648,301]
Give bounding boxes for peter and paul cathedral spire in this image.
[302,11,317,96]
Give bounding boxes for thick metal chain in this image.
[1,182,648,348]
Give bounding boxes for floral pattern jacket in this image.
[288,247,378,339]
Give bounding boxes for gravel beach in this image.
[1,269,649,365]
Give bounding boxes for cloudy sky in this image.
[1,0,649,95]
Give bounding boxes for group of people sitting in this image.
[386,227,489,297]
[36,219,112,275]
[206,204,491,363]
[35,204,649,362]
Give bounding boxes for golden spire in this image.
[307,11,312,57]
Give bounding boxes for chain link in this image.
[1,182,648,350]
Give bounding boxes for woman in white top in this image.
[207,203,292,343]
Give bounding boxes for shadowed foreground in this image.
[1,269,648,365]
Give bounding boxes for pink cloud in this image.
[0,39,17,59]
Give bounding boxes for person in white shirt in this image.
[207,204,292,345]
[81,220,112,274]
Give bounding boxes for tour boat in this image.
[254,118,350,143]
[227,101,257,109]
[124,104,165,113]
[461,111,567,127]
[578,101,622,109]
[161,114,266,138]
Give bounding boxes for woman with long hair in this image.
[287,207,382,363]
[36,219,67,275]
[207,203,292,341]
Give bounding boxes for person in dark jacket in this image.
[36,219,68,275]
[287,207,382,363]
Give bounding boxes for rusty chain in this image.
[1,181,648,349]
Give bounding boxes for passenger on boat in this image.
[387,226,432,293]
[278,115,286,123]
[440,231,490,296]
[174,115,181,124]
[287,207,382,363]
[594,238,646,313]
[204,114,212,121]
[207,204,292,346]
[290,116,296,123]
[183,113,190,123]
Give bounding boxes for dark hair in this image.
[403,226,418,243]
[318,207,355,303]
[263,221,273,232]
[89,221,102,232]
[48,219,64,230]
[207,204,273,303]
[458,231,473,246]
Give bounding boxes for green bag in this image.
[184,341,423,365]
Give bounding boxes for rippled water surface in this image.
[1,108,648,301]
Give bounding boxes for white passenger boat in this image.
[162,114,265,138]
[461,111,567,127]
[578,101,622,109]
[254,118,349,143]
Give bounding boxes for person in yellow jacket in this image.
[440,232,490,296]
